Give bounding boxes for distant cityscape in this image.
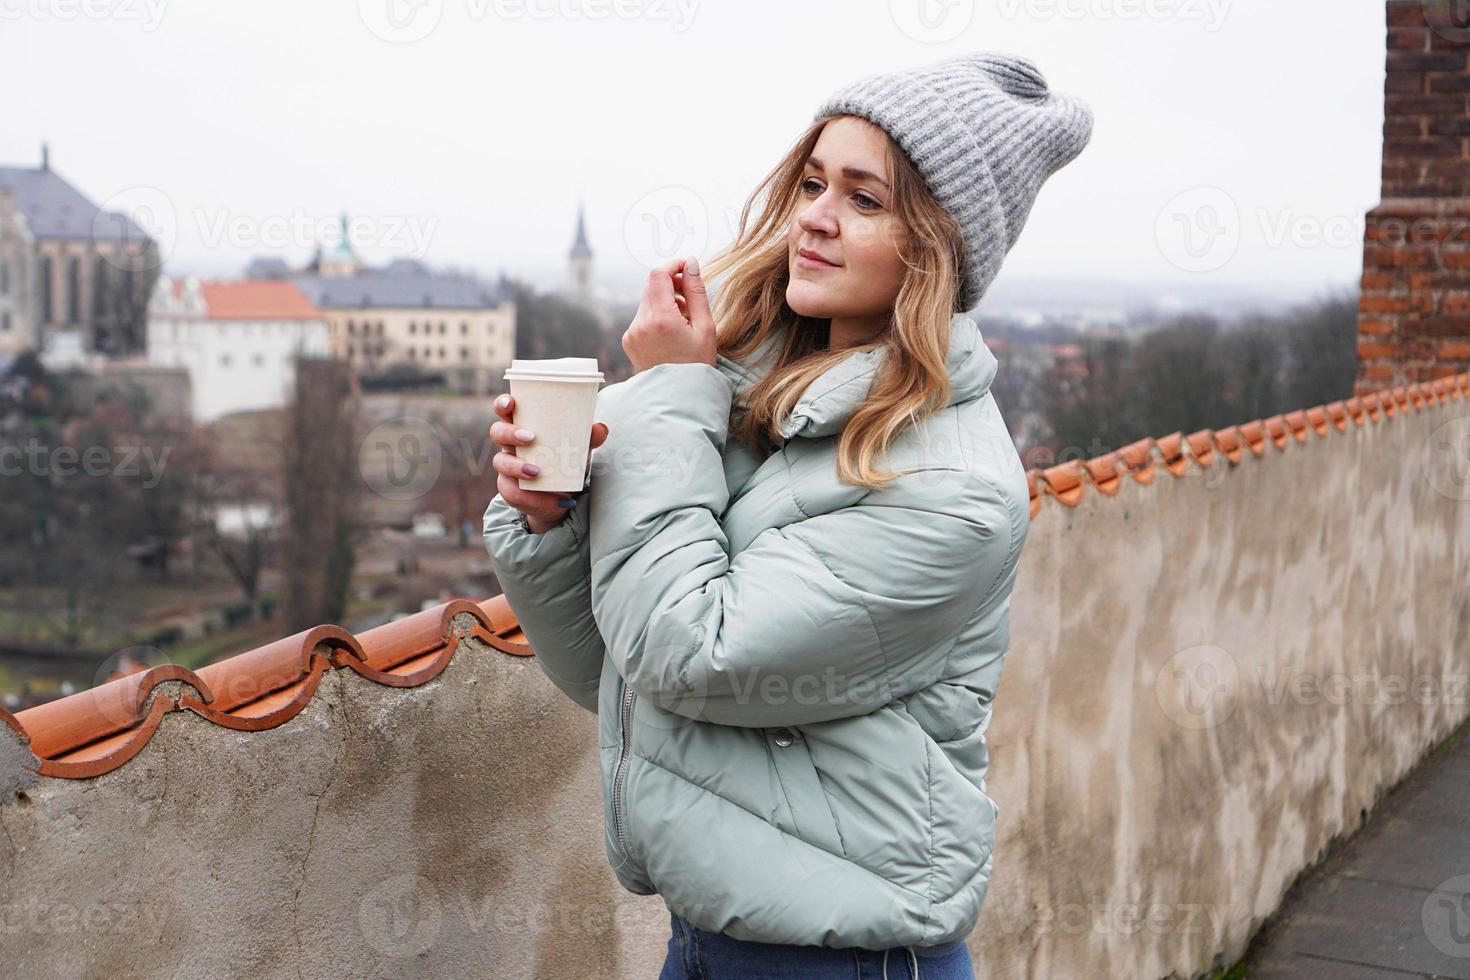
[0,144,613,424]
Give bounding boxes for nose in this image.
[797,186,839,236]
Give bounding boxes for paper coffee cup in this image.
[502,357,605,493]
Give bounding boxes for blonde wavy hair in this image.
[701,115,969,491]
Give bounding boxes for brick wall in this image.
[1358,1,1470,393]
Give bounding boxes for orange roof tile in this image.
[199,280,322,320]
[4,596,529,780]
[1024,370,1470,515]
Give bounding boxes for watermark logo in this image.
[1155,643,1239,730]
[0,0,169,31]
[357,0,444,43]
[1423,415,1470,502]
[1422,874,1470,959]
[358,416,444,501]
[888,0,975,43]
[992,0,1230,31]
[623,186,711,271]
[93,185,177,273]
[358,873,443,957]
[1155,187,1240,274]
[1424,0,1470,46]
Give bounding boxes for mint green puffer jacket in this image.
[483,311,1030,951]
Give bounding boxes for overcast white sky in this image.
[3,0,1385,310]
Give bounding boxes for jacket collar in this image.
[714,312,997,440]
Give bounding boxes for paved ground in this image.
[1242,722,1470,979]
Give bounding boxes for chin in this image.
[785,280,837,319]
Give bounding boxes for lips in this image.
[798,248,839,267]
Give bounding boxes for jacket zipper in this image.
[612,683,636,857]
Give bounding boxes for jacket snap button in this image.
[773,728,794,747]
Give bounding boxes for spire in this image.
[40,143,49,171]
[570,202,591,258]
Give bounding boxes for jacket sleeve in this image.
[483,490,604,714]
[586,361,1016,728]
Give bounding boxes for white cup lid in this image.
[503,357,605,383]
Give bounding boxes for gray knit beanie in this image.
[812,51,1094,312]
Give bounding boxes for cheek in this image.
[846,219,908,283]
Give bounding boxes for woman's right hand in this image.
[491,393,610,535]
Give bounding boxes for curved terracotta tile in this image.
[1083,453,1123,496]
[38,696,175,780]
[178,625,360,732]
[16,663,208,764]
[1238,420,1268,457]
[1116,437,1158,485]
[1039,460,1086,507]
[1214,426,1244,465]
[1262,416,1290,449]
[0,705,30,748]
[1343,398,1366,426]
[1283,410,1310,442]
[1305,406,1330,437]
[1325,402,1349,433]
[1154,432,1190,477]
[476,594,534,657]
[1185,430,1216,469]
[1026,469,1043,519]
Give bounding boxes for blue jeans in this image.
[657,910,976,980]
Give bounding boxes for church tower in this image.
[567,202,593,304]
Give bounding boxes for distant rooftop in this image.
[0,145,152,243]
[287,266,510,311]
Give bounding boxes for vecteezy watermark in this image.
[1156,187,1370,274]
[623,186,714,270]
[93,185,177,273]
[1423,1,1470,46]
[888,0,976,44]
[0,0,168,30]
[1155,644,1240,730]
[356,0,699,43]
[992,0,1230,31]
[1258,667,1469,709]
[984,891,1233,938]
[0,439,172,489]
[358,417,445,501]
[1423,415,1470,503]
[0,897,173,937]
[1155,187,1241,274]
[1423,874,1470,959]
[358,873,443,957]
[1156,646,1470,731]
[194,207,437,257]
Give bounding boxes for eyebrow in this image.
[806,156,890,192]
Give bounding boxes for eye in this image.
[800,177,883,212]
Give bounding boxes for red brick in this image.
[1390,27,1431,50]
[1360,363,1397,382]
[1386,137,1466,157]
[1428,73,1470,92]
[1385,52,1466,72]
[1385,92,1465,115]
[1358,341,1404,359]
[1361,294,1436,313]
[1360,270,1399,290]
[1358,317,1398,335]
[1442,293,1470,314]
[1439,339,1470,358]
[1388,2,1427,28]
[1429,118,1470,135]
[1401,316,1470,336]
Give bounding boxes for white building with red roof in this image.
[146,276,330,421]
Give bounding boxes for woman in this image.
[484,51,1092,979]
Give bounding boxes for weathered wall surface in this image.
[1,397,1467,980]
[0,644,672,979]
[975,400,1470,978]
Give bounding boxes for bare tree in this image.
[280,357,362,631]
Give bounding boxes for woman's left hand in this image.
[623,255,717,374]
